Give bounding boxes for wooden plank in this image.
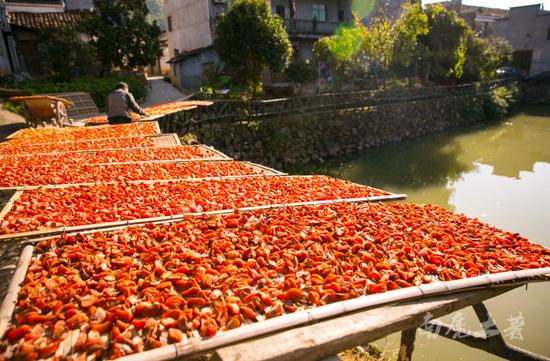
[244,161,287,176]
[420,302,550,361]
[0,191,23,220]
[82,157,231,167]
[201,145,232,160]
[212,287,517,361]
[152,133,181,147]
[397,328,416,361]
[0,245,33,338]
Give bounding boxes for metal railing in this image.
[283,18,341,35]
[157,79,514,135]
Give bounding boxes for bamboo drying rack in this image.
[0,173,283,192]
[0,145,231,163]
[0,133,180,157]
[0,161,284,191]
[0,192,406,242]
[0,243,548,361]
[3,121,161,142]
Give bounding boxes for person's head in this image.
[116,82,129,92]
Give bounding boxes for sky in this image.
[422,0,550,9]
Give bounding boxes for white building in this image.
[493,4,550,75]
[165,0,356,89]
[64,0,93,10]
[4,0,64,13]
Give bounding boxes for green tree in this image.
[213,0,292,96]
[463,36,512,82]
[313,23,366,86]
[359,16,395,83]
[421,4,470,83]
[84,0,162,75]
[39,27,99,81]
[391,3,429,79]
[392,3,470,84]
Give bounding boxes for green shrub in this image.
[283,61,318,85]
[483,84,520,119]
[2,100,24,115]
[10,77,146,111]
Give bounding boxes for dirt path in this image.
[143,76,188,107]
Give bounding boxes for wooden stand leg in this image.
[420,302,550,361]
[397,328,417,361]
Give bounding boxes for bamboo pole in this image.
[0,191,23,220]
[0,245,33,338]
[83,157,231,167]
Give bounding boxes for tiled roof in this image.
[8,10,87,30]
[168,46,213,64]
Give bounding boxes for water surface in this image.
[291,107,550,360]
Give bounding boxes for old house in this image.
[0,0,18,74]
[437,0,509,37]
[2,0,91,76]
[7,9,88,75]
[493,4,550,75]
[165,0,356,89]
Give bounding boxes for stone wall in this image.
[191,93,486,170]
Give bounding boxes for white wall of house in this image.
[5,2,64,12]
[164,0,212,60]
[178,48,219,89]
[65,0,94,10]
[493,4,550,74]
[164,0,353,87]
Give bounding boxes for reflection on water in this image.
[291,107,550,359]
[450,162,550,246]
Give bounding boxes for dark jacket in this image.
[106,89,145,118]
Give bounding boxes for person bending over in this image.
[106,82,146,124]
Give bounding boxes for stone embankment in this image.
[187,84,520,170]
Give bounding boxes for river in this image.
[290,107,550,360]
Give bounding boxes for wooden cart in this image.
[9,95,74,128]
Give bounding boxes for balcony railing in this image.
[283,18,341,35]
[210,16,344,37]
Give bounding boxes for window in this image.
[338,10,344,22]
[174,48,180,57]
[312,4,326,22]
[167,16,173,32]
[275,5,285,18]
[547,27,550,40]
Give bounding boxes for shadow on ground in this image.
[0,122,28,141]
